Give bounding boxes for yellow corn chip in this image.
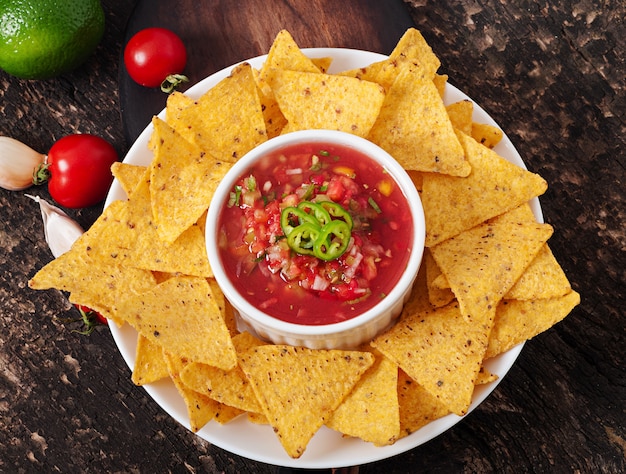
[149,116,231,244]
[258,30,321,88]
[311,56,333,73]
[266,69,386,138]
[471,122,504,149]
[446,100,474,135]
[340,28,441,90]
[327,349,400,447]
[424,248,455,308]
[486,290,580,358]
[397,369,450,438]
[475,366,499,385]
[124,169,213,277]
[111,162,147,198]
[430,220,553,326]
[175,62,267,162]
[389,28,441,78]
[239,345,374,458]
[422,131,548,246]
[132,334,170,385]
[367,63,470,177]
[114,276,237,369]
[506,244,572,300]
[180,332,266,414]
[433,73,448,97]
[164,352,219,432]
[372,302,489,416]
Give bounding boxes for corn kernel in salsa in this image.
[217,142,413,325]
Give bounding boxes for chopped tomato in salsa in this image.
[217,142,413,325]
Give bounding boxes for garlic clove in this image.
[25,194,84,258]
[0,137,46,191]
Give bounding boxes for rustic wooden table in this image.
[1,0,624,472]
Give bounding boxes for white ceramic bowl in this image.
[206,129,425,349]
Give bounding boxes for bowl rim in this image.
[205,129,425,337]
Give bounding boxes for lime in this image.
[0,0,105,79]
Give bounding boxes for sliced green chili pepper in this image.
[286,222,320,256]
[318,201,353,230]
[280,200,353,260]
[314,220,352,261]
[297,201,332,227]
[281,206,318,236]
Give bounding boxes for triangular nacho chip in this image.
[180,332,266,414]
[326,349,400,446]
[430,219,553,326]
[372,302,488,416]
[266,69,385,137]
[486,290,580,358]
[124,168,213,277]
[239,345,374,458]
[111,162,147,198]
[397,369,450,438]
[163,352,220,432]
[132,334,170,385]
[367,63,470,176]
[506,244,572,300]
[150,117,231,244]
[422,131,548,246]
[174,62,267,162]
[258,30,322,90]
[114,276,237,369]
[446,100,474,135]
[340,28,441,90]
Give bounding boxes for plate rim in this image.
[105,47,540,468]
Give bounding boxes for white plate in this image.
[105,48,542,469]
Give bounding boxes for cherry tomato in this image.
[45,134,118,208]
[124,27,188,90]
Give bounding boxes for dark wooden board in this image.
[119,0,415,144]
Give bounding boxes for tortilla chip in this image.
[430,219,553,326]
[475,366,499,385]
[111,162,147,198]
[311,56,333,73]
[258,30,322,88]
[174,62,267,162]
[327,349,400,446]
[340,28,441,90]
[471,122,503,149]
[124,169,213,277]
[367,63,470,177]
[433,73,448,97]
[163,352,219,432]
[239,345,374,458]
[422,131,548,246]
[149,117,231,244]
[397,369,450,438]
[372,302,488,416]
[486,290,580,358]
[266,69,385,138]
[114,275,237,369]
[506,244,572,300]
[389,28,441,78]
[180,332,266,414]
[132,334,170,385]
[424,248,455,308]
[446,100,474,135]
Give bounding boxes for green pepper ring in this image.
[313,220,352,261]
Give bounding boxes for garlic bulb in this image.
[0,137,46,190]
[25,194,84,258]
